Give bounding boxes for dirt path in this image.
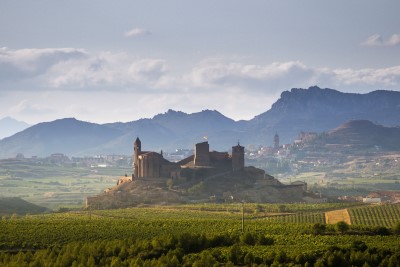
[325,209,351,224]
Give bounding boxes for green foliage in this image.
[0,204,400,266]
[335,221,349,234]
[312,223,326,235]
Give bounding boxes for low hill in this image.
[0,197,50,215]
[325,120,400,150]
[299,120,400,151]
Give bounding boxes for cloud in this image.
[1,47,400,96]
[331,66,400,87]
[10,99,55,115]
[128,59,167,84]
[0,48,166,90]
[0,47,87,82]
[47,53,168,89]
[387,34,400,46]
[187,60,314,92]
[124,28,151,38]
[179,59,400,97]
[361,34,400,47]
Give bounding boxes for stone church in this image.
[133,137,245,179]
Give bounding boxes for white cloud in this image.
[387,34,400,46]
[1,47,400,97]
[124,28,151,38]
[331,66,400,87]
[10,99,55,115]
[361,33,400,47]
[128,59,167,84]
[187,60,315,91]
[0,47,86,83]
[47,54,168,89]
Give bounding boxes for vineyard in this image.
[0,203,400,266]
[348,204,400,227]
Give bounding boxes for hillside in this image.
[298,120,400,151]
[0,197,50,215]
[1,87,400,157]
[0,118,122,157]
[326,120,400,150]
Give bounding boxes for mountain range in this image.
[1,86,400,158]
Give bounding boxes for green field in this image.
[0,159,123,210]
[1,203,400,266]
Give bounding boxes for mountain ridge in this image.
[1,86,400,157]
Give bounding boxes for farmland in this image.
[1,203,400,266]
[0,159,121,210]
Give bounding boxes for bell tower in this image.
[274,132,279,150]
[133,137,141,178]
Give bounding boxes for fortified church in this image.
[87,137,307,208]
[132,137,246,179]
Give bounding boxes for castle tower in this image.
[133,137,141,177]
[194,141,210,166]
[232,142,244,172]
[273,132,279,150]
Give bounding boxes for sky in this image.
[1,0,400,124]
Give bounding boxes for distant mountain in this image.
[0,117,30,140]
[97,109,239,154]
[0,118,122,157]
[0,110,238,157]
[246,86,400,145]
[1,87,400,158]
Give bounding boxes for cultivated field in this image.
[1,203,400,266]
[0,159,121,209]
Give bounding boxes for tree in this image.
[335,221,349,234]
[312,223,326,235]
[240,232,256,245]
[228,244,243,265]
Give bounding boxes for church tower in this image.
[232,142,244,172]
[274,133,279,150]
[133,137,141,178]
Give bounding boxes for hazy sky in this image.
[1,0,400,124]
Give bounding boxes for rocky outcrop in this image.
[86,167,306,209]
